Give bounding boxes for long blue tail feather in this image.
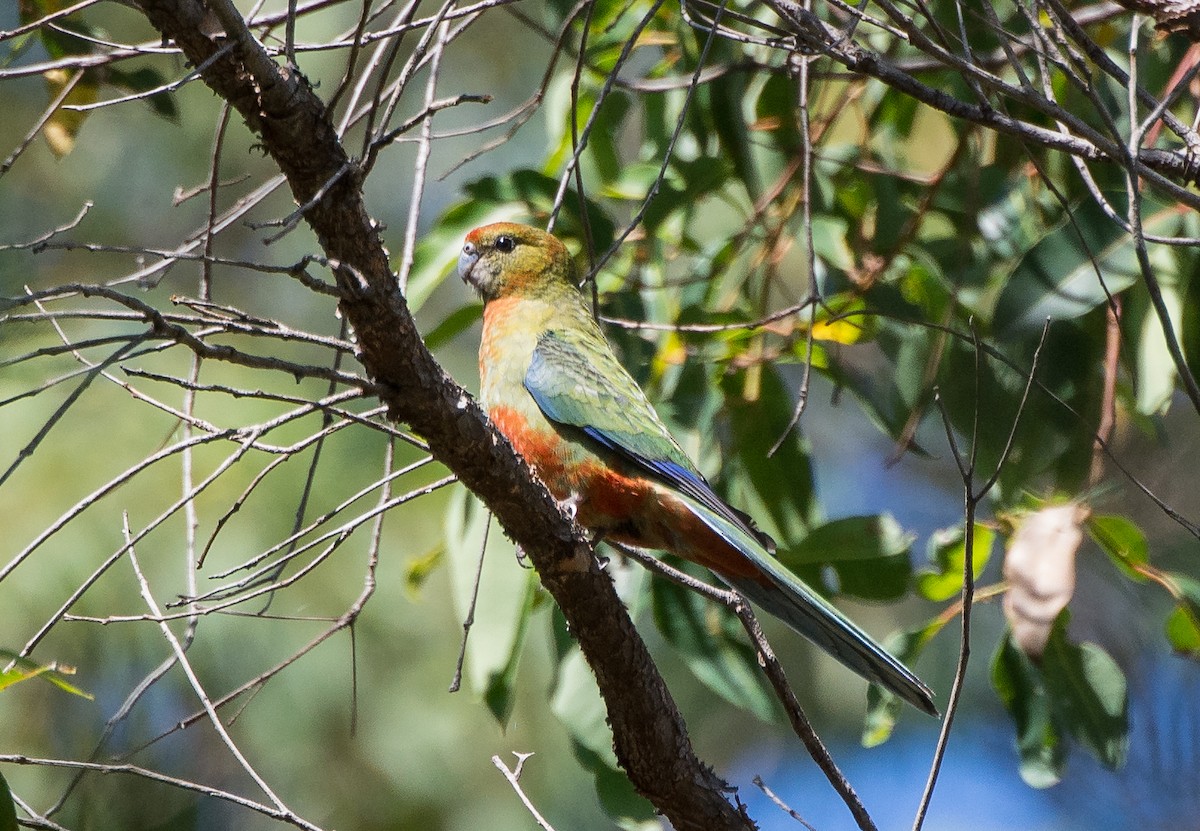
[679,492,938,716]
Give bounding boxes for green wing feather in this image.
[525,328,693,469]
[525,329,769,541]
[524,328,937,715]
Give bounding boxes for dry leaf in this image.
[1003,504,1089,657]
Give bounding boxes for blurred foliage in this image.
[0,648,92,698]
[3,0,1200,827]
[408,0,1200,798]
[16,0,177,157]
[992,612,1129,788]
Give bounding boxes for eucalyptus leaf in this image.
[993,197,1183,338]
[1041,615,1128,770]
[821,323,933,453]
[1086,514,1148,581]
[916,523,996,602]
[992,613,1129,787]
[703,43,757,198]
[108,67,178,122]
[1167,574,1200,657]
[1136,276,1183,415]
[753,72,801,153]
[787,514,915,564]
[719,367,815,548]
[780,514,915,601]
[423,304,481,353]
[0,649,92,699]
[992,631,1065,788]
[571,743,657,830]
[1165,604,1200,658]
[551,647,618,769]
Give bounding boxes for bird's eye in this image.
[494,235,516,253]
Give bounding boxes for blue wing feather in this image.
[525,338,772,548]
[524,331,937,715]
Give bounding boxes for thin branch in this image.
[450,505,492,693]
[912,324,1047,831]
[125,523,295,816]
[492,753,559,831]
[611,543,878,831]
[0,755,325,830]
[753,776,819,831]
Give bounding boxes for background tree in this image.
[2,0,1199,829]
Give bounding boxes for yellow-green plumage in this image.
[458,221,936,715]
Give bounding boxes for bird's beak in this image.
[457,241,479,287]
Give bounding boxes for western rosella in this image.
[457,221,936,715]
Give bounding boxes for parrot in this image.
[457,221,937,716]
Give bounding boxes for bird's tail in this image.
[722,571,937,716]
[678,493,938,716]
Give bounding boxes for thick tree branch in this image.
[129,2,752,828]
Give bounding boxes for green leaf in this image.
[42,68,99,158]
[703,43,757,198]
[916,523,996,602]
[992,613,1129,787]
[108,67,179,122]
[1135,275,1184,415]
[36,13,96,60]
[402,545,443,594]
[1165,603,1200,657]
[993,197,1183,338]
[1170,573,1200,609]
[781,514,915,601]
[462,170,617,249]
[787,514,914,563]
[443,487,536,726]
[820,321,933,453]
[587,91,630,184]
[1041,615,1128,770]
[810,216,856,275]
[423,304,481,353]
[0,769,17,831]
[0,649,92,698]
[570,743,657,831]
[551,647,618,769]
[719,367,816,548]
[752,72,801,153]
[862,683,898,749]
[650,575,778,722]
[1086,514,1148,581]
[992,631,1064,788]
[1181,255,1200,382]
[1166,573,1200,659]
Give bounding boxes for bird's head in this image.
[457,222,577,302]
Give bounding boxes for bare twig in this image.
[611,543,878,831]
[912,322,1049,831]
[450,506,492,693]
[492,752,559,831]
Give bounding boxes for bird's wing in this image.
[526,330,937,715]
[525,329,767,544]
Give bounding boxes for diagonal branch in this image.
[129,2,753,828]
